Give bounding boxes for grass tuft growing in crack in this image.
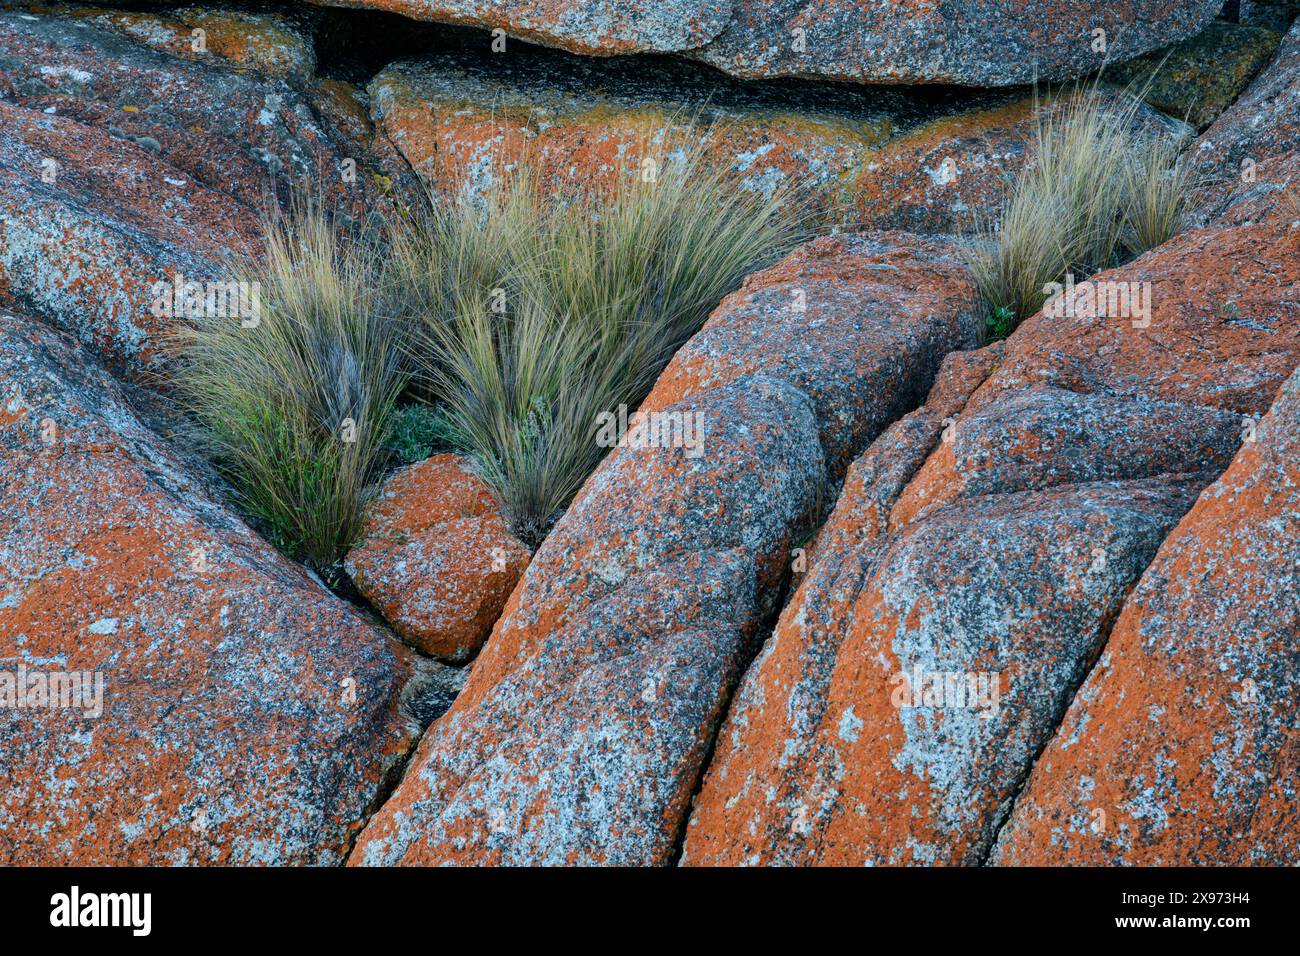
[964,86,1196,339]
[173,200,407,578]
[1118,132,1197,256]
[176,135,813,570]
[392,142,812,546]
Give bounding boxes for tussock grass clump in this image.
[966,86,1195,338]
[177,136,812,567]
[1119,133,1197,256]
[175,202,406,574]
[393,143,810,545]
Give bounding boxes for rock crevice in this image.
[348,231,985,865]
[683,197,1300,866]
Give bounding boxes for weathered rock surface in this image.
[0,97,260,374]
[345,454,531,663]
[0,9,391,374]
[0,11,355,208]
[683,207,1300,865]
[366,51,995,207]
[888,385,1245,528]
[313,0,1221,87]
[0,310,420,865]
[992,363,1300,865]
[349,232,983,865]
[23,4,318,81]
[690,1,1222,87]
[6,0,1294,873]
[1192,18,1300,220]
[312,0,729,57]
[1113,20,1281,131]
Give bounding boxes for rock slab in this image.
[0,311,419,865]
[350,232,983,865]
[346,454,531,663]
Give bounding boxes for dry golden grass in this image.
[176,131,816,561]
[965,85,1194,338]
[174,200,406,575]
[392,137,812,544]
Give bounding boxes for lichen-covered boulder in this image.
[0,8,393,375]
[311,0,730,57]
[23,3,318,81]
[310,0,1222,87]
[0,311,421,865]
[366,52,1197,232]
[0,10,356,208]
[0,99,261,374]
[888,385,1245,528]
[639,233,987,473]
[992,363,1300,865]
[1239,0,1299,31]
[345,454,531,663]
[1113,20,1281,131]
[368,51,908,207]
[802,343,1004,564]
[682,207,1300,866]
[689,0,1222,86]
[684,477,1200,866]
[853,98,1035,235]
[349,232,983,865]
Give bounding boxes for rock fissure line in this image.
[665,527,838,866]
[346,231,986,865]
[975,578,1140,866]
[681,49,1300,857]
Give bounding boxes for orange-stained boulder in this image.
[683,208,1300,866]
[992,363,1300,865]
[0,98,260,374]
[0,8,400,375]
[641,232,991,472]
[0,311,422,865]
[684,477,1201,866]
[888,385,1245,529]
[349,232,983,865]
[844,209,1300,534]
[367,51,903,208]
[346,455,531,663]
[368,52,1191,237]
[854,94,1190,235]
